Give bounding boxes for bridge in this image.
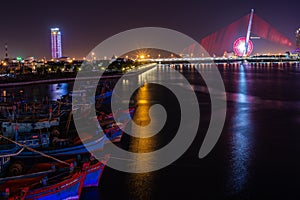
[137,9,298,64]
[140,55,300,64]
[182,9,294,57]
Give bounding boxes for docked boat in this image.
[83,154,109,187]
[0,100,62,139]
[1,118,60,139]
[0,145,25,176]
[0,161,83,199]
[24,170,86,200]
[0,103,134,177]
[0,153,109,199]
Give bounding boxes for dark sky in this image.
[0,0,299,59]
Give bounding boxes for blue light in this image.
[228,64,254,193]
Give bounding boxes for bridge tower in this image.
[244,9,254,56]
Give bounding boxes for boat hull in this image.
[83,158,108,187]
[15,136,107,159]
[24,172,85,200]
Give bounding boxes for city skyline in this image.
[0,0,299,59]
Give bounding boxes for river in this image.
[3,63,300,199]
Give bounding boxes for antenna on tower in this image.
[4,43,8,60]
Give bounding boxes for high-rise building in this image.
[50,28,62,59]
[296,28,300,48]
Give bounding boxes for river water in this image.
[3,63,300,199]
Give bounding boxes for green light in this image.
[16,57,22,61]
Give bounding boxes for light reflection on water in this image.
[127,84,157,200]
[0,83,71,102]
[4,63,300,199]
[48,83,69,101]
[227,65,253,194]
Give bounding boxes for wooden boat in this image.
[1,118,60,139]
[0,106,134,177]
[24,170,86,200]
[100,107,135,143]
[0,145,25,176]
[83,154,109,187]
[0,161,84,200]
[14,134,107,159]
[0,154,108,199]
[0,130,107,176]
[0,100,61,140]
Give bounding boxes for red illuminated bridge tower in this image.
[182,9,293,57]
[233,9,255,57]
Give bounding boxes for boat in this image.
[0,129,107,176]
[0,100,61,139]
[0,153,108,199]
[83,154,109,187]
[104,122,128,143]
[0,108,131,175]
[100,107,136,143]
[13,133,107,159]
[0,104,134,177]
[1,118,60,139]
[0,145,25,176]
[24,170,86,200]
[0,160,84,199]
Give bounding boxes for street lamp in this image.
[91,52,95,61]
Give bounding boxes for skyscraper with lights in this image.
[50,28,62,59]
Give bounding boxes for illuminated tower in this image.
[296,28,300,48]
[50,28,62,59]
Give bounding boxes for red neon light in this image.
[182,13,294,56]
[233,37,253,56]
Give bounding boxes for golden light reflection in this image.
[127,83,156,200]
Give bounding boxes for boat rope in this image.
[106,156,136,162]
[0,147,25,158]
[0,169,55,182]
[0,135,70,166]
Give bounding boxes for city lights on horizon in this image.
[1,23,300,61]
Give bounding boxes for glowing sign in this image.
[233,37,253,57]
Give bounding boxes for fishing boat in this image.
[1,118,60,139]
[0,153,109,199]
[0,100,61,139]
[83,154,109,187]
[0,103,135,175]
[0,160,84,199]
[24,170,86,200]
[0,126,107,176]
[100,107,136,143]
[0,145,25,176]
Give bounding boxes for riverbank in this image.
[0,73,121,87]
[0,63,157,87]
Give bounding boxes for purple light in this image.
[51,28,62,59]
[233,37,253,57]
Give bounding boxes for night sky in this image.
[0,0,299,59]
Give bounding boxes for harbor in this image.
[0,61,299,199]
[1,0,300,199]
[0,68,136,199]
